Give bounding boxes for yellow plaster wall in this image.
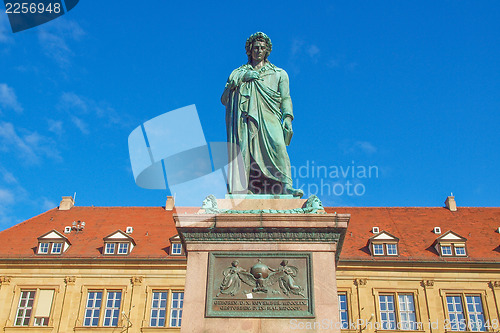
[0,261,186,332]
[337,262,500,333]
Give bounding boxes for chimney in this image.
[59,196,75,210]
[165,196,175,211]
[445,194,457,212]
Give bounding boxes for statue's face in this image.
[312,198,322,209]
[251,40,267,63]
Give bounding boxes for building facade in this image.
[0,196,499,332]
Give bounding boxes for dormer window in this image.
[369,231,399,257]
[172,243,182,255]
[37,230,71,255]
[118,243,129,254]
[373,243,384,255]
[103,230,135,256]
[454,245,466,256]
[38,243,50,254]
[51,243,63,254]
[386,243,398,255]
[434,231,467,257]
[441,245,452,256]
[105,243,116,254]
[169,234,184,256]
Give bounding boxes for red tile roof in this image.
[0,207,180,259]
[327,207,500,262]
[0,206,498,262]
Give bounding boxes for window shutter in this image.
[34,290,54,317]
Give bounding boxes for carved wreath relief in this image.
[217,259,305,298]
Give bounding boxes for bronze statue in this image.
[222,32,303,197]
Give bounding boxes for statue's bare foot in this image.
[284,185,304,198]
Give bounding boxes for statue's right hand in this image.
[242,70,260,82]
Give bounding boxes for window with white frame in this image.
[373,243,384,255]
[439,243,467,257]
[103,291,122,327]
[454,245,466,256]
[379,294,397,329]
[15,289,55,327]
[103,242,130,255]
[171,243,182,255]
[170,292,184,327]
[38,243,49,254]
[83,290,122,327]
[372,242,398,256]
[117,243,129,254]
[441,245,453,256]
[102,231,135,256]
[338,292,349,329]
[51,242,63,254]
[150,291,168,327]
[378,293,418,330]
[445,294,486,331]
[398,294,418,330]
[386,243,398,255]
[15,290,35,326]
[104,243,115,254]
[37,242,65,255]
[435,231,468,257]
[149,290,184,328]
[36,230,70,255]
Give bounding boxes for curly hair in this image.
[245,32,272,63]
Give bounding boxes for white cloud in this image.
[356,141,377,154]
[0,166,17,184]
[0,187,15,205]
[326,55,358,72]
[37,19,85,67]
[307,45,320,59]
[327,59,339,68]
[0,167,27,227]
[288,39,322,73]
[48,119,64,135]
[0,121,61,163]
[339,140,377,155]
[291,39,305,57]
[41,197,57,210]
[58,92,126,133]
[71,116,89,134]
[0,83,23,114]
[59,92,88,113]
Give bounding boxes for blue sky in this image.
[0,1,499,229]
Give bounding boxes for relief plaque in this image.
[206,252,314,318]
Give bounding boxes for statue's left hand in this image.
[283,117,293,132]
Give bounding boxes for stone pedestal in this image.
[175,196,349,333]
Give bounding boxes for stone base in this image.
[175,197,349,333]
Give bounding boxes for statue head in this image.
[201,195,220,214]
[245,32,272,63]
[231,260,239,267]
[201,195,217,209]
[304,195,324,212]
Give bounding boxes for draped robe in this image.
[221,62,294,194]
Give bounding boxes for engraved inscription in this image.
[206,253,314,318]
